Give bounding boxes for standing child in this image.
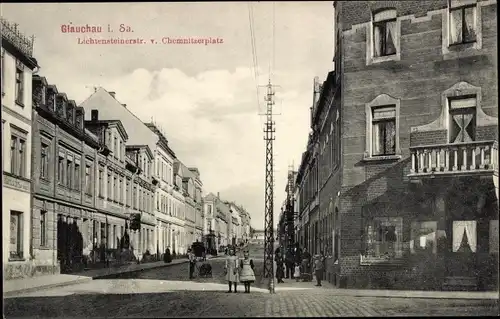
[239,249,256,293]
[294,262,301,282]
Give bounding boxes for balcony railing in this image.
[409,140,498,177]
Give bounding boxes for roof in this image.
[84,119,129,142]
[204,193,218,201]
[79,87,158,152]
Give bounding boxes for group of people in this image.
[224,245,256,293]
[275,244,326,287]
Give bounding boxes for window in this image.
[1,49,4,95]
[74,159,81,190]
[364,217,403,259]
[133,184,137,208]
[66,155,73,187]
[449,4,477,45]
[372,106,396,156]
[119,141,122,160]
[410,221,437,254]
[126,180,130,206]
[113,225,117,248]
[114,136,118,158]
[10,211,23,259]
[15,63,24,105]
[58,152,65,184]
[40,210,47,247]
[107,173,112,199]
[40,143,49,179]
[98,169,104,197]
[10,131,27,177]
[100,223,106,246]
[85,164,91,194]
[373,10,397,57]
[113,175,117,201]
[118,177,123,203]
[449,97,476,143]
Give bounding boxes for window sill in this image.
[368,53,400,65]
[39,246,52,250]
[15,100,25,108]
[360,254,404,266]
[98,195,104,199]
[9,257,25,262]
[362,154,402,162]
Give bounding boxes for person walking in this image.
[285,248,294,279]
[301,247,312,282]
[224,246,240,293]
[239,249,256,293]
[275,250,285,283]
[313,251,325,287]
[164,247,172,263]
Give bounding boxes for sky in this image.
[2,2,334,230]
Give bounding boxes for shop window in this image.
[364,217,403,260]
[489,220,498,254]
[410,221,437,254]
[10,211,24,260]
[40,210,47,247]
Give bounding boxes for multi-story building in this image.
[31,76,101,276]
[330,0,498,291]
[189,168,204,242]
[179,162,197,247]
[203,193,218,251]
[239,207,251,243]
[2,18,38,279]
[145,122,179,257]
[80,88,158,259]
[84,113,157,261]
[172,160,187,254]
[278,169,298,252]
[214,194,230,248]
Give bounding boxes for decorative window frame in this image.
[364,94,401,161]
[366,9,401,65]
[410,82,497,134]
[442,0,482,59]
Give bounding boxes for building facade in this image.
[172,160,187,254]
[334,0,498,291]
[145,122,181,257]
[203,193,218,251]
[2,18,38,279]
[189,168,204,242]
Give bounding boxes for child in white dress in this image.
[294,262,301,282]
[239,250,256,293]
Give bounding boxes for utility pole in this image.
[261,79,280,294]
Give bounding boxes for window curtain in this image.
[450,9,462,44]
[385,120,396,154]
[373,25,382,56]
[453,114,474,143]
[372,122,382,155]
[452,220,477,253]
[386,21,397,54]
[464,7,476,41]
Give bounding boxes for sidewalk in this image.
[258,276,498,300]
[4,255,220,297]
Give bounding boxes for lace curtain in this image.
[450,9,463,44]
[452,220,477,253]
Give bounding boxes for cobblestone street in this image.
[4,258,498,317]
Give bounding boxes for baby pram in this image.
[198,262,212,278]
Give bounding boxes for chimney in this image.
[109,91,116,99]
[122,104,127,108]
[217,192,220,199]
[91,109,99,122]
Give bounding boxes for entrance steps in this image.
[442,276,478,291]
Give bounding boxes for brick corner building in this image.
[335,0,498,291]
